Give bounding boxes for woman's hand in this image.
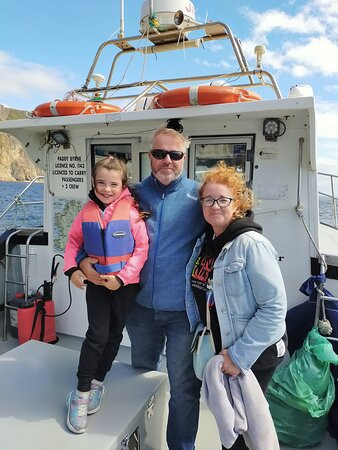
[219,348,241,377]
[70,270,87,290]
[100,275,121,291]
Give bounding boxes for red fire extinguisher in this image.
[10,254,65,345]
[17,296,58,344]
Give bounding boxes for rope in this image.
[139,26,150,84]
[295,204,327,271]
[63,90,83,101]
[318,297,333,335]
[109,27,149,101]
[79,103,96,115]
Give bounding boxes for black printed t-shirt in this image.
[191,227,222,353]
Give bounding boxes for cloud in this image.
[206,42,225,53]
[240,1,338,78]
[241,36,338,78]
[317,136,338,172]
[242,1,338,39]
[283,37,338,76]
[316,101,338,139]
[194,58,230,69]
[324,84,338,91]
[0,51,71,109]
[241,7,324,38]
[316,105,338,178]
[310,0,338,18]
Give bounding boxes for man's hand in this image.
[79,257,104,285]
[219,348,241,377]
[100,275,121,291]
[70,270,87,290]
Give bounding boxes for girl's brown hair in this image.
[199,161,254,219]
[92,156,128,187]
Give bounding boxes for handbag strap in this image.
[206,297,211,329]
[205,289,216,352]
[206,289,213,330]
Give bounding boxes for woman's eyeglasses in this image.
[150,149,185,161]
[200,197,233,208]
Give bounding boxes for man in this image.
[80,125,205,450]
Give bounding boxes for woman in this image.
[187,162,287,449]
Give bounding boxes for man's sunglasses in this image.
[150,149,185,161]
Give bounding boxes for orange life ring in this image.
[32,101,121,117]
[153,86,261,109]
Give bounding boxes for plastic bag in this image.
[266,328,338,447]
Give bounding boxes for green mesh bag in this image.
[266,328,338,447]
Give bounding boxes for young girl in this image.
[63,156,148,434]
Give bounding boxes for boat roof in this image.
[0,97,315,134]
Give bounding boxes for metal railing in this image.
[74,20,282,108]
[0,176,44,231]
[318,172,338,229]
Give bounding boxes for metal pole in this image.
[122,81,159,111]
[314,258,326,327]
[330,175,337,228]
[0,176,44,221]
[119,0,125,38]
[297,137,305,208]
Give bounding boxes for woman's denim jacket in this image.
[186,231,287,374]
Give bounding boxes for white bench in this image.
[0,340,168,450]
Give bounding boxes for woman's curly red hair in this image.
[199,161,254,219]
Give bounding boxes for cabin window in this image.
[91,140,138,183]
[188,135,255,185]
[139,152,151,181]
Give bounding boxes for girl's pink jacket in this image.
[63,188,149,285]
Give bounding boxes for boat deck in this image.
[0,313,336,450]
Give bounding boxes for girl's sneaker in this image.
[87,381,106,415]
[66,391,89,434]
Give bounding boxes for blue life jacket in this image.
[81,196,134,275]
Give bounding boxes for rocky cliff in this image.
[0,105,42,182]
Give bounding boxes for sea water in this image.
[0,181,44,235]
[0,181,336,236]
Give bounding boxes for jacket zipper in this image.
[151,192,165,307]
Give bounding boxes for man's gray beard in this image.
[154,170,182,186]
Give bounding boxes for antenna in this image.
[91,74,105,88]
[119,0,125,38]
[90,74,105,101]
[149,0,153,18]
[254,45,266,69]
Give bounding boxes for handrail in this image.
[318,172,338,229]
[77,69,281,101]
[0,176,44,229]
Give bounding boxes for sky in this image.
[1,0,338,177]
